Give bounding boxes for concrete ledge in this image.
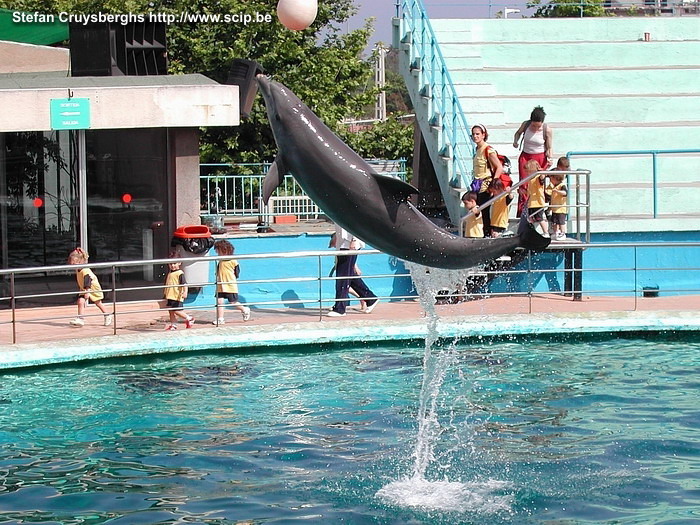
[2,310,698,371]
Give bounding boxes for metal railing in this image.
[398,0,474,190]
[459,169,592,241]
[567,149,700,219]
[2,241,699,345]
[200,160,408,223]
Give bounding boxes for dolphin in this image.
[256,75,550,269]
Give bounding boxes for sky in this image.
[346,0,532,49]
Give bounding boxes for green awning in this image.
[0,8,68,45]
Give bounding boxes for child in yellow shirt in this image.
[524,159,549,237]
[163,252,195,330]
[461,191,484,238]
[487,178,513,237]
[212,240,251,325]
[67,247,112,327]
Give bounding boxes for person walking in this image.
[67,247,113,327]
[327,225,379,317]
[163,251,195,330]
[212,240,251,325]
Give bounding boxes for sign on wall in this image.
[50,98,91,130]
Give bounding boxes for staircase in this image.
[394,1,700,233]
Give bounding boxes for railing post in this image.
[111,265,117,335]
[633,246,638,311]
[652,152,658,218]
[318,254,326,320]
[10,272,16,345]
[527,251,533,314]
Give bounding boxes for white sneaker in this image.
[212,318,226,325]
[327,310,345,317]
[365,299,380,314]
[556,232,566,240]
[70,317,85,327]
[103,314,113,326]
[242,307,251,321]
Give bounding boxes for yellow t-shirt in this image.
[76,267,104,302]
[547,182,568,213]
[528,176,546,208]
[464,211,484,238]
[490,194,510,229]
[216,259,239,294]
[164,269,187,302]
[472,144,493,193]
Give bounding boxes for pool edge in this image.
[2,310,699,370]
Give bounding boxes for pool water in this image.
[0,335,698,524]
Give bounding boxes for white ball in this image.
[277,0,318,31]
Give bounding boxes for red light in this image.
[33,197,44,208]
[121,193,133,204]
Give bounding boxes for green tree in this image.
[2,0,383,163]
[340,117,414,173]
[528,0,608,17]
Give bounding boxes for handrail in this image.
[399,0,474,190]
[2,242,700,345]
[567,149,700,219]
[459,169,592,239]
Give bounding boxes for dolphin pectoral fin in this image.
[262,157,286,204]
[371,172,419,202]
[518,223,552,252]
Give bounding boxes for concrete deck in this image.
[2,292,699,370]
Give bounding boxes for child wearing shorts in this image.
[163,252,195,330]
[212,240,251,325]
[67,247,113,327]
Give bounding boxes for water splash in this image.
[376,477,513,514]
[376,263,513,514]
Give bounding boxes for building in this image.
[0,15,240,298]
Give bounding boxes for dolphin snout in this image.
[256,74,272,101]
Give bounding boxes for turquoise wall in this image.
[183,234,414,311]
[183,232,699,310]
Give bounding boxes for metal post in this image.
[573,250,583,301]
[575,171,582,242]
[633,247,638,311]
[585,170,591,244]
[318,254,324,320]
[111,265,117,335]
[527,251,533,313]
[10,272,16,344]
[652,152,658,218]
[77,130,88,248]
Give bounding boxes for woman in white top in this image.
[513,106,553,216]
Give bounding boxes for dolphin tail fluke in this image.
[262,156,287,204]
[518,223,552,252]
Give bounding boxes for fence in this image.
[200,159,408,223]
[1,241,699,345]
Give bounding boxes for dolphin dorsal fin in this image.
[371,172,419,201]
[262,156,287,204]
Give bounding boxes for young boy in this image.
[547,173,569,240]
[163,252,194,330]
[212,240,251,325]
[461,191,484,238]
[524,159,549,237]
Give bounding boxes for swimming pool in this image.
[0,334,697,523]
